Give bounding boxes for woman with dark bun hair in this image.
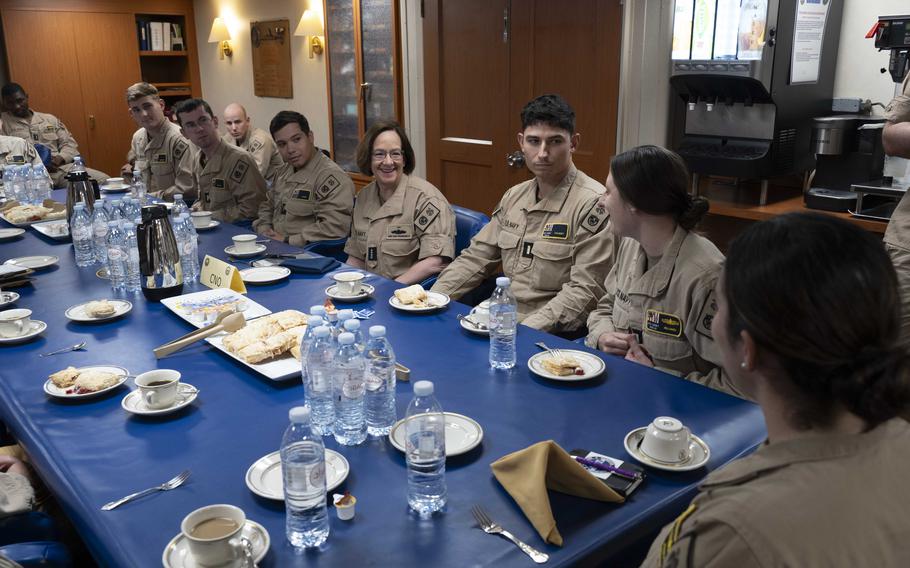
[585,145,737,394]
[642,212,910,567]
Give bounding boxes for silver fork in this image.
[471,505,549,564]
[101,470,191,511]
[534,341,561,358]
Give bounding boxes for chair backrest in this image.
[452,205,490,255]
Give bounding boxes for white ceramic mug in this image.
[181,504,249,567]
[0,308,32,338]
[640,416,692,463]
[333,271,365,296]
[232,234,258,253]
[135,369,181,410]
[472,300,491,325]
[191,211,213,228]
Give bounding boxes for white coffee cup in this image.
[135,369,181,410]
[333,271,365,296]
[0,308,32,338]
[191,211,213,228]
[181,504,248,567]
[232,234,258,253]
[639,416,692,463]
[472,300,491,325]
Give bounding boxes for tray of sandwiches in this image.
[205,309,308,381]
[0,199,66,227]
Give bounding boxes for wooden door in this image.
[424,0,623,214]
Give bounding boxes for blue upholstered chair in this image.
[420,205,490,289]
[0,541,73,568]
[304,237,349,262]
[0,512,73,568]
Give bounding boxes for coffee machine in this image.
[668,0,844,204]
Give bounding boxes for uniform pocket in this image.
[380,239,419,258]
[497,230,521,251]
[532,240,573,291]
[284,198,315,217]
[210,187,235,206]
[644,334,693,364]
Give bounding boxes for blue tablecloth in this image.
[0,197,766,567]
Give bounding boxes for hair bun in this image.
[678,196,709,230]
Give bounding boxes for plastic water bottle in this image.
[122,221,141,293]
[342,319,365,351]
[304,326,335,436]
[32,164,52,203]
[130,167,147,205]
[172,193,189,218]
[405,380,446,515]
[71,203,95,267]
[364,325,397,436]
[488,276,518,370]
[91,199,110,266]
[109,200,122,222]
[178,214,200,282]
[72,155,86,175]
[106,220,126,290]
[122,196,140,224]
[21,165,35,205]
[9,165,25,204]
[309,305,327,319]
[281,406,330,549]
[299,316,325,380]
[332,332,366,446]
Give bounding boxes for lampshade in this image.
[208,17,231,43]
[294,10,324,37]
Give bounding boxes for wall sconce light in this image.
[294,10,325,59]
[209,17,233,59]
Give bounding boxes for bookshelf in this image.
[135,12,200,105]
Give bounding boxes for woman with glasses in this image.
[345,120,456,284]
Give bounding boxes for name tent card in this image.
[200,255,246,294]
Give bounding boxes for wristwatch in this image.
[283,235,290,243]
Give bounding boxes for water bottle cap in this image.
[338,332,355,345]
[413,380,434,396]
[313,326,331,338]
[289,406,310,423]
[343,319,360,330]
[369,325,386,338]
[310,305,326,316]
[496,277,511,287]
[337,309,354,321]
[174,194,183,200]
[307,316,324,327]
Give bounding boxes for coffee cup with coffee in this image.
[639,416,692,463]
[332,271,365,296]
[181,504,249,566]
[0,308,33,338]
[191,211,213,229]
[135,369,181,410]
[232,234,258,253]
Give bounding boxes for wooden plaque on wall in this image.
[250,19,292,98]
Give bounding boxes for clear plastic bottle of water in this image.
[332,332,366,446]
[299,316,325,380]
[130,167,147,205]
[342,318,365,351]
[406,380,447,516]
[488,276,518,369]
[122,221,141,293]
[106,220,126,291]
[364,325,397,436]
[172,193,189,218]
[9,165,25,204]
[71,155,86,175]
[109,200,122,222]
[281,406,330,549]
[21,165,35,205]
[304,326,335,436]
[91,199,110,266]
[32,164,52,203]
[178,213,200,282]
[71,203,95,267]
[309,305,327,319]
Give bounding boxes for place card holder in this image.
[200,255,246,294]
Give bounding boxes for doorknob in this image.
[506,151,525,168]
[89,115,96,129]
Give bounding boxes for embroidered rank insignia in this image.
[32,134,39,142]
[695,289,717,339]
[415,202,440,232]
[294,189,311,201]
[250,139,263,152]
[387,224,413,239]
[317,175,340,199]
[154,153,168,163]
[45,125,55,132]
[367,246,377,261]
[541,222,569,239]
[230,160,249,183]
[173,139,189,160]
[645,309,683,338]
[10,155,24,164]
[659,503,697,567]
[581,202,608,233]
[521,241,534,258]
[213,178,226,189]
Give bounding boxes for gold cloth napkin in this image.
[490,440,624,546]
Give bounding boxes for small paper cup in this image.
[333,494,356,521]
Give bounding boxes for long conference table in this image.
[0,197,766,567]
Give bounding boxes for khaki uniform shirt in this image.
[432,165,615,333]
[253,152,354,247]
[345,175,456,280]
[1,110,78,164]
[130,120,195,202]
[0,135,40,168]
[883,72,910,250]
[222,128,283,183]
[191,140,267,223]
[641,418,910,568]
[585,226,737,396]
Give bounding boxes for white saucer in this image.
[388,291,451,312]
[162,519,269,568]
[121,383,199,416]
[459,308,489,336]
[65,299,132,323]
[623,427,711,472]
[100,184,130,193]
[240,266,291,285]
[0,291,19,308]
[43,365,130,399]
[527,349,606,381]
[325,283,375,302]
[0,320,46,344]
[4,255,59,270]
[0,228,25,240]
[194,220,220,231]
[388,412,483,456]
[224,244,267,258]
[245,449,349,500]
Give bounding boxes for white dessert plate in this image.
[0,291,20,308]
[30,219,70,241]
[193,220,220,231]
[245,449,349,500]
[100,184,130,193]
[623,427,711,472]
[527,349,606,382]
[388,412,483,456]
[0,228,25,240]
[388,291,450,312]
[121,383,199,416]
[0,319,46,344]
[4,255,59,270]
[325,283,375,302]
[161,289,271,329]
[224,244,267,258]
[162,519,269,568]
[240,266,291,285]
[0,210,66,227]
[65,299,132,323]
[42,365,130,399]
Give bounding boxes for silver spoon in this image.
[457,314,487,330]
[39,341,87,357]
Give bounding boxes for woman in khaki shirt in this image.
[642,212,910,568]
[345,121,455,284]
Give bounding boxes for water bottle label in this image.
[364,371,384,391]
[108,248,123,261]
[342,374,365,399]
[129,250,140,265]
[418,431,436,455]
[94,227,107,238]
[309,461,326,488]
[182,241,194,255]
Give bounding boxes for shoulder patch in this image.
[317,174,341,199]
[695,289,717,339]
[581,201,608,233]
[230,160,249,184]
[173,139,189,160]
[414,201,441,232]
[250,139,264,152]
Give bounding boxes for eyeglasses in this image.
[372,149,404,162]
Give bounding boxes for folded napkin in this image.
[279,257,340,274]
[491,440,623,546]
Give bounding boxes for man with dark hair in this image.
[174,98,266,223]
[1,82,109,187]
[252,110,353,246]
[122,82,195,201]
[432,94,616,334]
[222,103,284,184]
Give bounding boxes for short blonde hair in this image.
[126,82,159,103]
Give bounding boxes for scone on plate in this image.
[49,366,80,388]
[541,353,583,376]
[394,284,427,305]
[84,300,116,318]
[73,370,120,393]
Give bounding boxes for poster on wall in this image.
[251,19,293,98]
[790,0,832,84]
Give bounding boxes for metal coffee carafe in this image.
[64,164,99,223]
[137,205,184,301]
